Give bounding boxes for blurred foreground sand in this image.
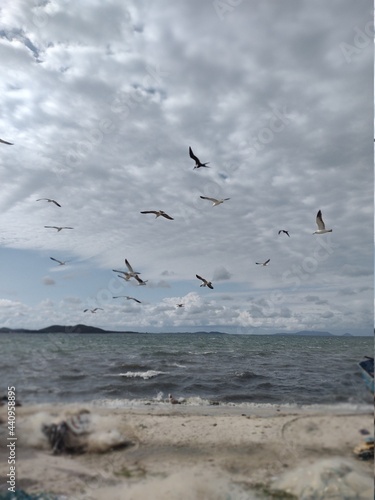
[0,403,373,499]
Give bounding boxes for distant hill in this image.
[36,324,105,333]
[0,325,228,335]
[192,331,227,335]
[0,324,140,334]
[274,330,334,336]
[1,327,357,336]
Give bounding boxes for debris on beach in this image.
[42,409,91,454]
[272,457,373,499]
[353,437,374,461]
[41,409,132,454]
[358,356,374,394]
[168,394,181,405]
[353,357,374,460]
[359,428,370,435]
[1,395,22,406]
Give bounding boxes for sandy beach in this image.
[0,402,373,499]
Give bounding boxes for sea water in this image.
[0,333,372,408]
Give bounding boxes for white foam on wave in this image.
[90,397,374,416]
[187,351,217,355]
[170,362,187,368]
[118,370,167,379]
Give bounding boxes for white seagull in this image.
[44,226,73,232]
[37,198,61,207]
[83,308,103,313]
[114,270,132,281]
[113,295,142,304]
[50,257,70,266]
[189,147,210,169]
[256,259,270,266]
[114,259,141,280]
[125,259,141,276]
[140,210,174,220]
[196,274,214,289]
[313,210,333,234]
[134,275,148,286]
[0,138,13,145]
[200,196,230,206]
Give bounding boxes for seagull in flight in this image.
[313,210,333,234]
[200,196,230,206]
[114,259,141,281]
[113,295,142,304]
[141,210,174,220]
[83,308,103,313]
[189,147,210,169]
[278,230,290,237]
[196,274,214,289]
[44,226,73,232]
[176,303,184,308]
[256,259,270,266]
[134,275,148,286]
[124,259,141,276]
[115,272,133,282]
[37,198,61,207]
[50,257,70,266]
[0,138,13,145]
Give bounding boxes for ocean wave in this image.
[91,398,374,415]
[92,395,214,407]
[117,370,167,380]
[234,370,266,380]
[169,362,187,368]
[188,351,218,355]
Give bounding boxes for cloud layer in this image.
[0,0,372,334]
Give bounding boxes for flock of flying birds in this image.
[1,139,333,313]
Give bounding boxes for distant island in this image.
[0,324,139,334]
[0,325,228,335]
[274,330,347,337]
[0,326,355,336]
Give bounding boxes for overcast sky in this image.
[0,0,372,335]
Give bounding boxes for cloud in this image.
[304,295,328,305]
[340,265,372,278]
[42,276,55,286]
[145,280,171,289]
[160,270,175,276]
[0,1,372,335]
[212,267,231,281]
